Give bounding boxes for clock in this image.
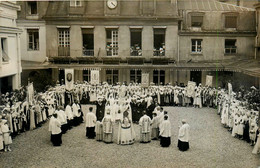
[107,0,118,9]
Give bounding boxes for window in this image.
[130,70,142,83]
[70,0,82,7]
[106,29,118,56]
[225,16,237,28]
[225,39,237,54]
[58,28,70,56]
[130,29,142,56]
[28,2,37,15]
[1,38,9,62]
[191,16,203,27]
[153,70,165,85]
[27,29,39,50]
[82,28,94,56]
[153,28,165,56]
[191,39,202,53]
[83,70,91,82]
[106,70,118,85]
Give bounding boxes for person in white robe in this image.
[49,113,62,146]
[139,111,152,143]
[65,104,74,129]
[151,112,159,140]
[159,115,171,147]
[56,107,68,134]
[102,111,114,143]
[86,107,97,139]
[117,111,135,145]
[72,102,81,126]
[178,119,190,151]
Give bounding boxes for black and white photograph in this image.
[0,0,260,167]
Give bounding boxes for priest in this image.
[177,119,190,151]
[139,111,152,143]
[85,107,97,139]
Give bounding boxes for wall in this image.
[179,36,255,61]
[18,22,46,62]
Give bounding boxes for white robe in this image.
[178,123,190,142]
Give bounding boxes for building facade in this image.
[0,1,22,94]
[17,0,260,91]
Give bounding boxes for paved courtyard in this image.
[0,107,259,168]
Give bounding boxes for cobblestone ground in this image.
[0,107,259,168]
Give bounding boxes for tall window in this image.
[106,29,118,56]
[82,28,94,56]
[225,39,237,54]
[70,0,82,7]
[191,39,202,53]
[130,70,142,83]
[27,29,39,50]
[191,16,203,27]
[153,28,165,56]
[28,2,37,15]
[153,70,165,85]
[106,70,118,85]
[83,70,91,82]
[130,29,142,56]
[225,16,237,28]
[1,38,9,62]
[58,28,70,56]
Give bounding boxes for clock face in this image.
[107,0,117,9]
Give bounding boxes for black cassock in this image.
[147,103,156,119]
[130,102,138,122]
[96,101,106,121]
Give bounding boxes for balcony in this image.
[153,49,165,56]
[130,49,142,56]
[83,49,94,56]
[106,47,118,56]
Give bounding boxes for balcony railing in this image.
[106,47,118,56]
[83,49,94,56]
[153,49,165,56]
[130,49,142,56]
[47,49,176,58]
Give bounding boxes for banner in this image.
[228,83,232,96]
[187,81,196,97]
[65,69,74,91]
[206,75,213,87]
[91,70,99,85]
[27,82,34,104]
[81,105,96,122]
[141,73,149,87]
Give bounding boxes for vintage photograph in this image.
[0,0,260,167]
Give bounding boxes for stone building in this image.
[17,0,260,90]
[0,1,22,94]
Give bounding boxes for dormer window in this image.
[191,16,203,27]
[28,1,37,15]
[70,0,82,7]
[225,15,237,29]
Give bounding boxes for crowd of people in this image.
[0,81,259,154]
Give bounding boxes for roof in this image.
[177,0,255,12]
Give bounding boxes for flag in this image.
[65,69,74,91]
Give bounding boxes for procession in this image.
[0,78,259,155]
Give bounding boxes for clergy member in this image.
[102,110,114,143]
[139,111,152,143]
[85,107,97,139]
[159,115,171,147]
[49,113,62,146]
[178,119,190,151]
